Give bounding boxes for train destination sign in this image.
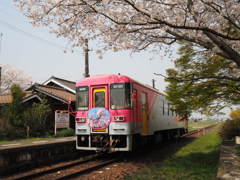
[78,86,88,91]
[111,84,124,89]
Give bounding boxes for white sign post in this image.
[55,110,70,135]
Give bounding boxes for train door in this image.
[141,92,149,136]
[93,88,107,108]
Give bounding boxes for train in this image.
[75,74,188,151]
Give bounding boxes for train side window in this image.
[132,89,137,108]
[162,100,164,115]
[168,103,170,116]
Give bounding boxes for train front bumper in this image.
[76,134,132,151]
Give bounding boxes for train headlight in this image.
[114,116,126,121]
[76,117,86,123]
[81,136,85,141]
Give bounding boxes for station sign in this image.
[55,110,70,134]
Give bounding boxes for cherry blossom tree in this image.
[16,0,240,66]
[0,64,32,94]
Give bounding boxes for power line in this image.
[0,32,2,54]
[0,1,84,53]
[0,6,17,17]
[0,18,66,50]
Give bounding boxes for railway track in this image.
[3,125,217,180]
[183,124,217,137]
[54,158,118,180]
[5,152,121,180]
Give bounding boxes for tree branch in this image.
[84,0,240,41]
[154,73,240,82]
[205,32,240,67]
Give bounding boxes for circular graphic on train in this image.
[87,108,111,129]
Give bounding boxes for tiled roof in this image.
[0,84,76,105]
[34,84,75,103]
[0,94,12,104]
[0,91,33,105]
[52,76,76,91]
[0,75,76,105]
[43,76,76,93]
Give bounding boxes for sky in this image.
[0,0,178,93]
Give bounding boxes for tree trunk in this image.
[26,126,30,138]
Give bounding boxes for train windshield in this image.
[76,86,89,110]
[110,83,131,109]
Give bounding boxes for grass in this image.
[126,129,221,180]
[0,129,75,144]
[55,128,75,137]
[188,120,219,131]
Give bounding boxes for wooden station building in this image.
[0,76,77,131]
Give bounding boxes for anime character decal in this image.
[87,108,111,129]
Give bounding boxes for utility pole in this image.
[152,79,156,89]
[0,33,2,53]
[84,39,90,78]
[0,33,2,94]
[0,66,1,95]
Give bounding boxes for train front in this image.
[75,75,134,152]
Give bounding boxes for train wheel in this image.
[132,134,142,151]
[154,133,163,145]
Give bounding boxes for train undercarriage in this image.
[76,128,187,152]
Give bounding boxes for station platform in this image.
[0,136,78,176]
[0,136,75,151]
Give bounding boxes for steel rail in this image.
[7,124,217,180]
[182,124,217,138]
[11,154,99,180]
[54,158,119,180]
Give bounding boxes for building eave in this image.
[22,94,42,103]
[43,77,76,94]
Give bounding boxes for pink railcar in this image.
[75,74,187,151]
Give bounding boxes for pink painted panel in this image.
[76,74,133,87]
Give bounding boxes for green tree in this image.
[1,85,51,138]
[1,84,26,138]
[23,99,51,137]
[2,84,26,127]
[165,44,240,119]
[220,109,240,140]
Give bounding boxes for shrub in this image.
[0,126,25,140]
[23,99,51,137]
[220,118,240,140]
[236,145,240,158]
[55,128,75,137]
[0,128,7,140]
[230,109,240,120]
